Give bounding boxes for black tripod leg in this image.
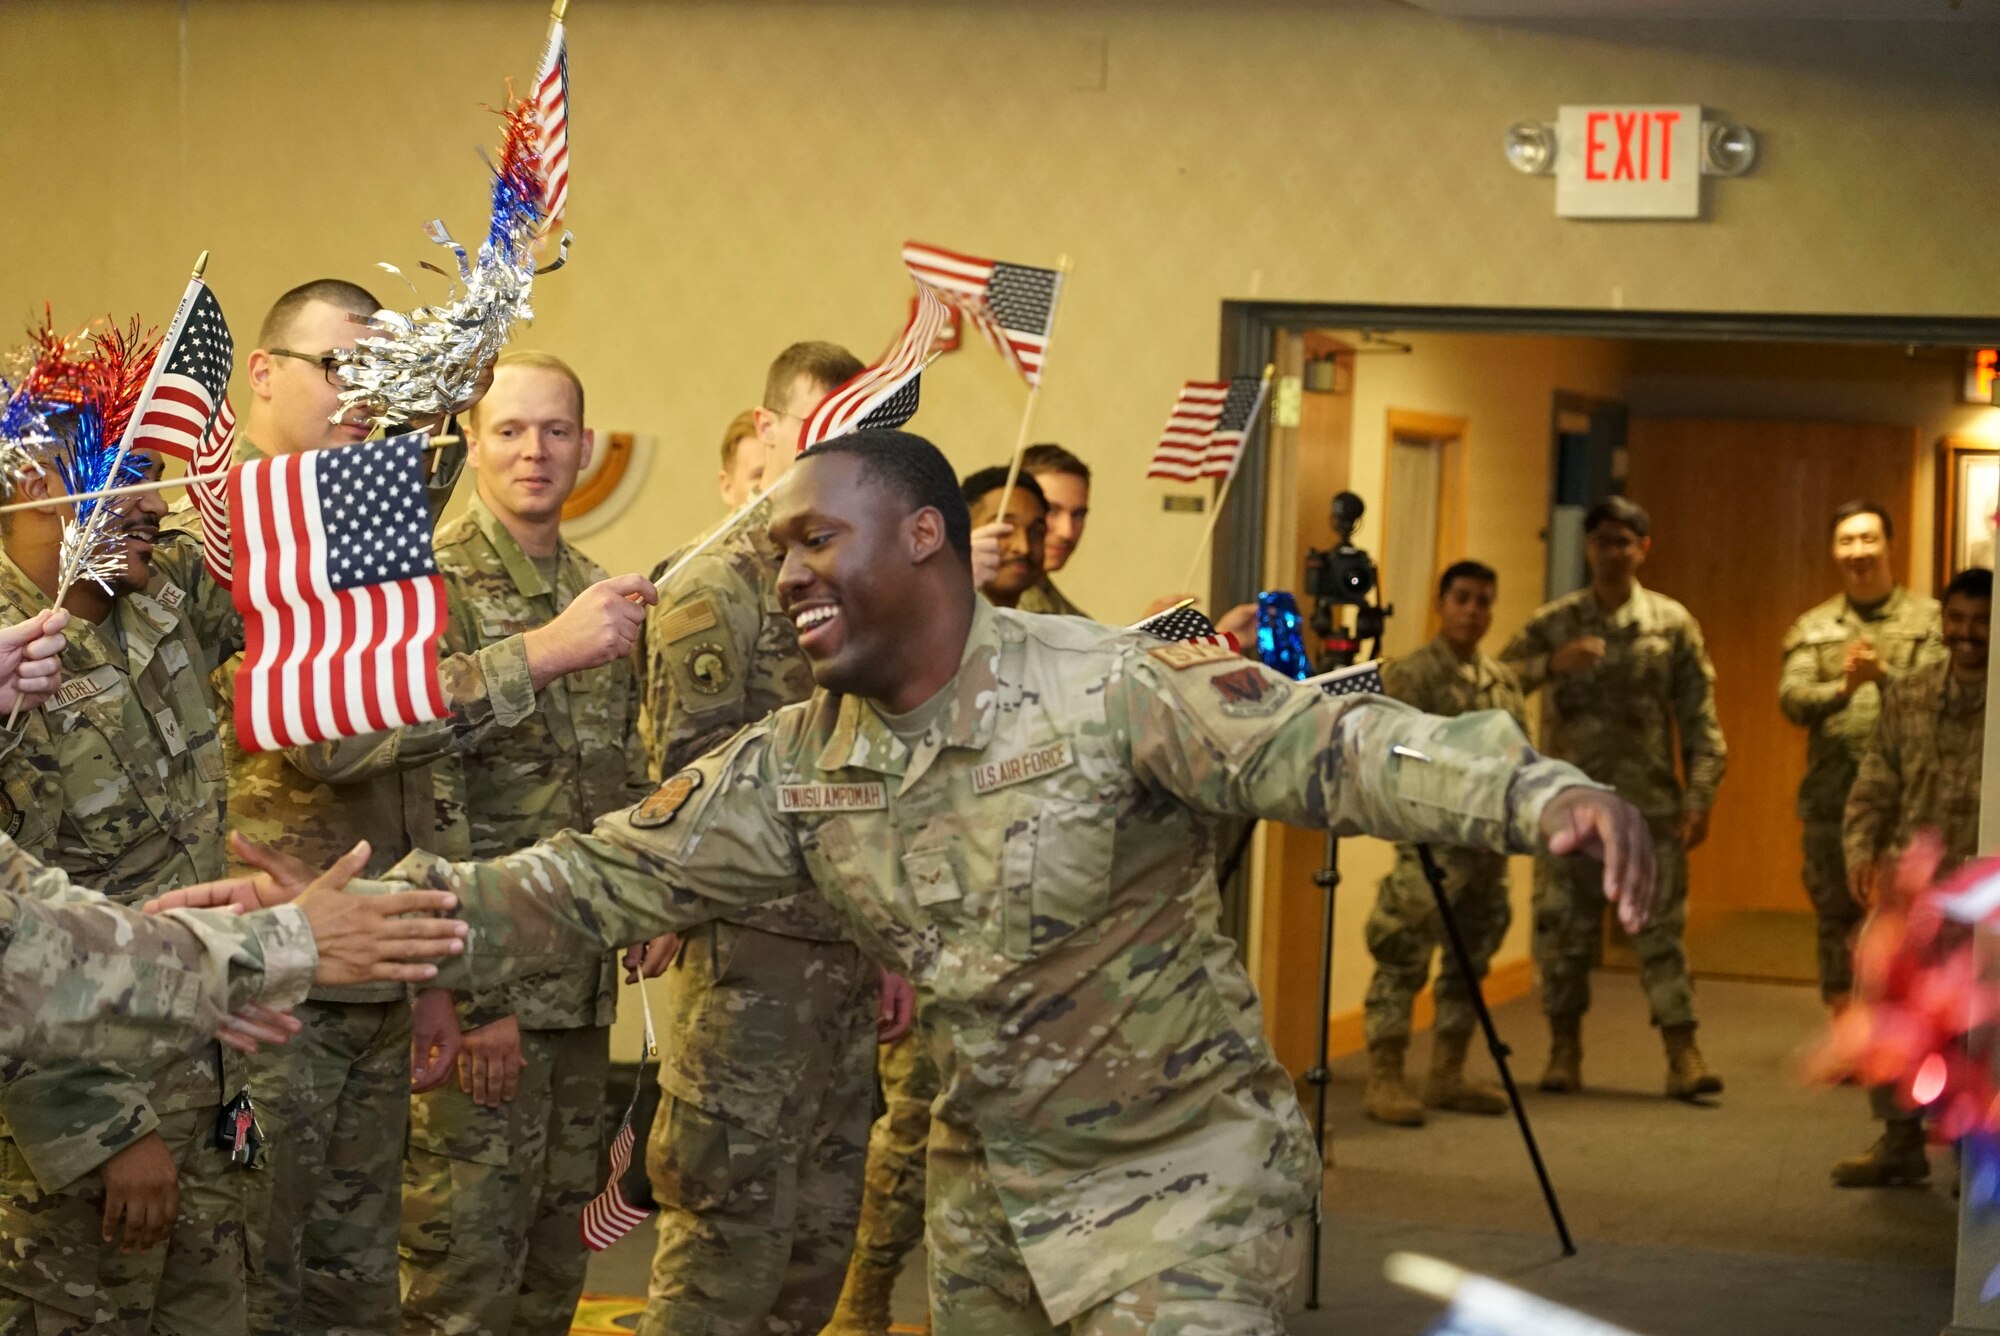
[1303,832,1339,1309]
[1416,844,1577,1257]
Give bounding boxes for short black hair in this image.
[1022,443,1090,484]
[1437,560,1498,600]
[258,278,381,349]
[1944,567,1993,605]
[1830,500,1895,543]
[796,430,971,564]
[1584,495,1650,539]
[961,466,1046,513]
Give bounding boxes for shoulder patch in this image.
[657,598,720,645]
[1148,640,1239,671]
[681,641,733,695]
[630,770,704,829]
[0,792,19,840]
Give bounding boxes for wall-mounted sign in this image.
[1555,104,1702,219]
[1965,348,1998,405]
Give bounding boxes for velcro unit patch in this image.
[630,770,704,829]
[777,782,889,813]
[1148,641,1238,671]
[45,669,112,712]
[657,598,719,644]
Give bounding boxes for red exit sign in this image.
[1556,104,1702,219]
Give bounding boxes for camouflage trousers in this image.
[250,997,410,1336]
[639,923,876,1336]
[1802,819,1863,1001]
[400,1024,610,1336]
[841,1016,942,1281]
[0,1106,248,1336]
[1363,845,1512,1047]
[1533,819,1695,1028]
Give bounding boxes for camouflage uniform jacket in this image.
[0,536,237,1189]
[639,495,842,940]
[432,497,649,1029]
[1843,660,1984,876]
[1500,582,1727,821]
[387,600,1600,1323]
[1781,587,1942,821]
[1016,574,1085,618]
[0,843,316,1066]
[204,436,537,1003]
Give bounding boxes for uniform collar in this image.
[469,494,564,600]
[817,597,1006,786]
[1425,634,1495,684]
[1845,585,1907,622]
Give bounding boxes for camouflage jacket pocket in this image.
[1001,798,1114,961]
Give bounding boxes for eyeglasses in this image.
[266,348,345,387]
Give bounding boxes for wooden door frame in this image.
[1935,435,2000,589]
[1381,408,1469,644]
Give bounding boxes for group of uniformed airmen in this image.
[1352,493,1990,1193]
[2,270,1962,1336]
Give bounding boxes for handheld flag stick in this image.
[651,351,943,596]
[0,472,225,517]
[989,254,1071,521]
[48,252,210,613]
[1174,364,1273,596]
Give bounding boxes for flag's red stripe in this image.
[419,577,448,718]
[367,583,398,731]
[254,457,292,749]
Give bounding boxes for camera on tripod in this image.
[1302,491,1390,670]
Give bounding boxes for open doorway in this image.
[1214,308,2000,1079]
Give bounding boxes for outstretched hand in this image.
[1540,787,1657,935]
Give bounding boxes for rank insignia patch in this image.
[683,642,732,695]
[631,770,704,829]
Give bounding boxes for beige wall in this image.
[8,0,2000,622]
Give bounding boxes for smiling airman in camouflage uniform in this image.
[362,431,1645,1336]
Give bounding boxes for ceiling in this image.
[1396,0,2000,17]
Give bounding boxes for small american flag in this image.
[192,396,236,588]
[229,432,448,752]
[580,1113,653,1250]
[1147,375,1265,484]
[1132,603,1240,653]
[130,282,232,464]
[533,19,570,229]
[902,241,1060,387]
[801,282,948,447]
[1314,660,1385,697]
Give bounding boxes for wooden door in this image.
[1625,418,1919,977]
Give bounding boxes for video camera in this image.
[1303,491,1389,670]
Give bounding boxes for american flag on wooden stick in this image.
[192,396,236,588]
[801,282,949,448]
[532,19,570,230]
[229,432,448,752]
[129,282,232,464]
[1146,375,1265,484]
[902,241,1060,387]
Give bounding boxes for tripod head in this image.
[1302,491,1391,670]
